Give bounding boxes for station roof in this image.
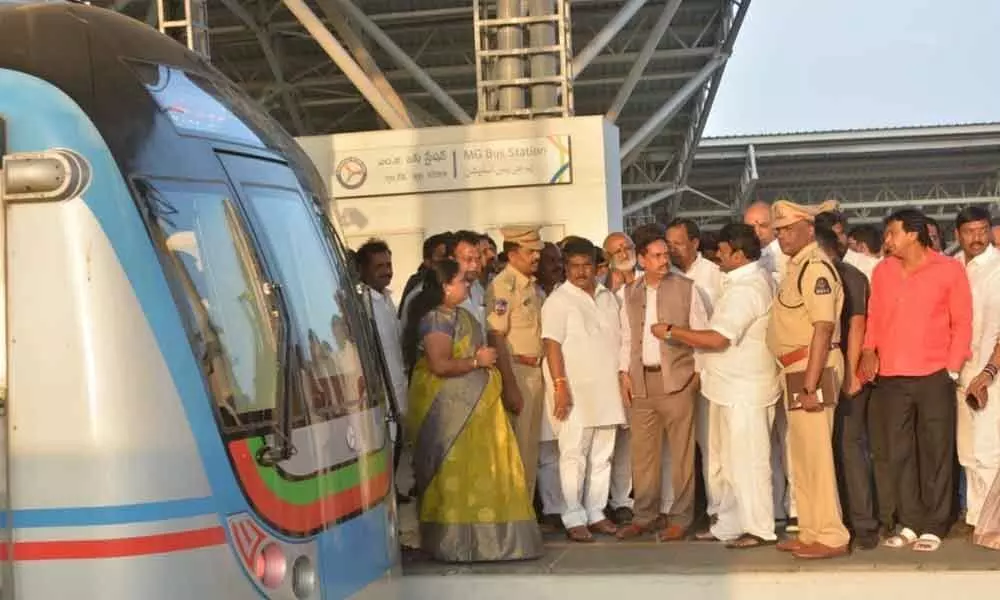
[101,0,747,205]
[679,122,1000,227]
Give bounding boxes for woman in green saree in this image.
[403,260,543,562]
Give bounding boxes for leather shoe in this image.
[792,542,849,559]
[776,537,804,553]
[656,524,687,542]
[854,531,880,551]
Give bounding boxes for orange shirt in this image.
[862,251,972,377]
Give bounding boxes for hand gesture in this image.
[474,346,497,368]
[798,390,823,412]
[858,349,879,383]
[619,372,632,408]
[843,373,862,397]
[553,384,573,421]
[967,372,992,410]
[650,323,671,341]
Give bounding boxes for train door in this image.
[214,151,393,531]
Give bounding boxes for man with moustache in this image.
[952,207,1000,537]
[601,231,640,524]
[666,223,781,548]
[861,209,971,552]
[542,238,625,541]
[487,226,546,499]
[616,223,710,541]
[767,199,851,559]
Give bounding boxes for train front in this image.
[0,3,399,599]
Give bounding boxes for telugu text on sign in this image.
[331,135,572,198]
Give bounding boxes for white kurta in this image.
[367,287,408,416]
[844,248,880,282]
[542,282,625,528]
[958,245,1000,526]
[702,262,780,541]
[667,254,724,516]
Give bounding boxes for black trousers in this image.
[868,387,897,529]
[872,370,956,538]
[834,386,879,536]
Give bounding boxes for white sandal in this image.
[912,534,942,552]
[883,527,918,548]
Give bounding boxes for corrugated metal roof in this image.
[704,121,1000,143]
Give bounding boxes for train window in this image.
[137,179,281,427]
[241,185,371,418]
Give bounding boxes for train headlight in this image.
[292,555,317,599]
[254,543,287,589]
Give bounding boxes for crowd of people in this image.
[349,199,1000,563]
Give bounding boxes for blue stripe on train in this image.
[0,497,216,529]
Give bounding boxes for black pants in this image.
[872,370,956,538]
[868,387,897,529]
[834,386,879,536]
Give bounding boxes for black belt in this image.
[643,365,662,373]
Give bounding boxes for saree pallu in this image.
[974,471,1000,550]
[407,308,543,562]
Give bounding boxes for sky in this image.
[703,0,1000,137]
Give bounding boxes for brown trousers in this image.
[510,363,544,502]
[783,354,851,548]
[630,370,697,529]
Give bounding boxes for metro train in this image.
[0,1,399,598]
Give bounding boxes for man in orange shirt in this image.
[860,208,973,552]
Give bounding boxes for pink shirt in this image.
[863,251,972,377]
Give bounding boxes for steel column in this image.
[529,0,559,111]
[327,0,473,125]
[281,0,410,129]
[606,0,682,123]
[620,53,728,160]
[496,0,526,113]
[572,0,649,78]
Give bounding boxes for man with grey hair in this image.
[601,231,639,524]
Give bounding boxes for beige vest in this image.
[624,274,696,397]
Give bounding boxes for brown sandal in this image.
[727,533,777,550]
[566,525,595,543]
[589,519,618,536]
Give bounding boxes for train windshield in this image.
[137,167,377,439]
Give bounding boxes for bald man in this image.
[745,201,797,532]
[745,202,787,285]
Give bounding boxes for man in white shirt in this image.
[616,224,711,541]
[667,223,780,547]
[355,238,410,502]
[745,200,796,531]
[601,232,640,525]
[665,218,724,521]
[542,238,625,541]
[954,207,1000,532]
[745,201,787,285]
[817,211,880,282]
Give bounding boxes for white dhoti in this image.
[559,422,617,529]
[770,400,797,520]
[710,403,777,541]
[538,440,564,515]
[957,387,1000,526]
[609,425,634,509]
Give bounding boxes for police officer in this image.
[486,226,545,500]
[766,199,851,559]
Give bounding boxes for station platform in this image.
[401,527,1000,599]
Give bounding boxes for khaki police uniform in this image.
[486,226,545,500]
[766,200,852,551]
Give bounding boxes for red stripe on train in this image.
[0,526,226,560]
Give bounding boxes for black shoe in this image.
[609,506,634,526]
[854,531,879,551]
